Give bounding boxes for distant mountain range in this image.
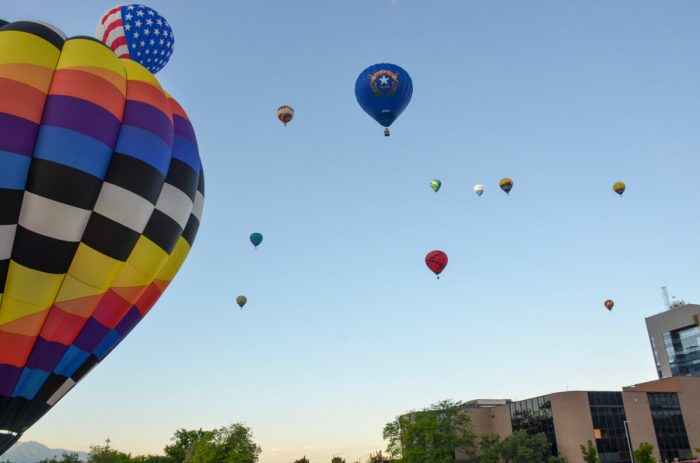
[1,441,88,463]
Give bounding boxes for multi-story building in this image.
[645,303,700,378]
[462,377,700,463]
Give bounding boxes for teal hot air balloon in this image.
[250,232,263,248]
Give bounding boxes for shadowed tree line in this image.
[1,424,260,463]
[2,409,697,463]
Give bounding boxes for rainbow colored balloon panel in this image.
[0,20,204,451]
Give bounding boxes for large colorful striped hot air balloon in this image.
[0,20,203,453]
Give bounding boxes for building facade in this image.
[463,377,700,463]
[645,303,700,378]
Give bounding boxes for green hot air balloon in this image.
[430,179,441,193]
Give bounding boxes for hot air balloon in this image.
[425,250,448,279]
[500,178,513,195]
[604,300,614,311]
[277,105,294,126]
[355,63,413,136]
[236,295,247,309]
[473,184,484,197]
[0,20,204,453]
[97,4,174,74]
[613,181,625,197]
[430,179,441,193]
[250,232,263,248]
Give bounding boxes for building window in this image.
[648,392,692,461]
[588,392,630,463]
[662,325,700,377]
[508,395,558,456]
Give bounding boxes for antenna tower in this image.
[661,286,671,310]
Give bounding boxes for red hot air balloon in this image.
[604,300,614,311]
[425,250,448,279]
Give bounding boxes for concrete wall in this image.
[622,390,661,461]
[551,392,595,463]
[677,377,700,457]
[490,404,513,437]
[467,407,493,435]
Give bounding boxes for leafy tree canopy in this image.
[633,442,656,463]
[383,399,476,463]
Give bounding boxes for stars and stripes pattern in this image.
[97,4,174,74]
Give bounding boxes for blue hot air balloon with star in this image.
[355,63,413,136]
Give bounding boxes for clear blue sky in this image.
[5,1,700,462]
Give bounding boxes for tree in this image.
[292,458,310,463]
[165,429,207,463]
[88,440,132,463]
[331,457,346,463]
[633,443,656,463]
[132,456,172,463]
[382,399,476,463]
[499,431,550,463]
[185,424,261,463]
[476,433,502,463]
[37,454,83,463]
[367,451,386,463]
[580,441,599,463]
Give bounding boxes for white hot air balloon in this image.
[473,184,485,197]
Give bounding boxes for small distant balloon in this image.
[236,295,247,308]
[250,232,263,248]
[604,299,614,311]
[500,178,513,195]
[613,181,626,197]
[431,179,442,193]
[473,184,484,197]
[97,4,174,74]
[277,105,294,125]
[425,250,448,279]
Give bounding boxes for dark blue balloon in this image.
[355,63,413,129]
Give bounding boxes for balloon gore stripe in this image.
[0,20,204,450]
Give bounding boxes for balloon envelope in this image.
[473,184,484,196]
[430,179,441,192]
[236,295,247,308]
[277,105,294,125]
[500,178,513,195]
[0,21,203,452]
[425,250,448,277]
[250,233,263,248]
[97,4,174,74]
[355,63,413,129]
[613,181,626,196]
[604,300,614,311]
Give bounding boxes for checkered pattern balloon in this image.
[0,20,203,453]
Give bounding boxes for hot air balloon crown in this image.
[0,11,202,454]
